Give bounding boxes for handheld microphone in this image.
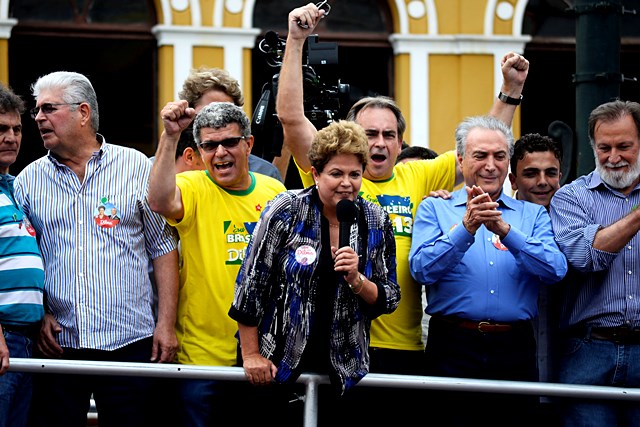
[336,199,358,248]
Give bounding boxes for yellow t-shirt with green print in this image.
[169,170,286,366]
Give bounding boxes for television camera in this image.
[252,31,350,158]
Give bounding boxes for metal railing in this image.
[10,358,640,427]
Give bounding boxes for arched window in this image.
[9,0,157,174]
[10,0,155,24]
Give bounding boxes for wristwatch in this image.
[349,273,365,293]
[498,91,523,106]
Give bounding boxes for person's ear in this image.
[508,172,517,191]
[311,166,319,185]
[245,135,254,154]
[79,103,91,127]
[183,147,197,165]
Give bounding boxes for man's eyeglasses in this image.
[30,103,82,119]
[198,136,246,152]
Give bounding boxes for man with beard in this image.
[550,99,640,426]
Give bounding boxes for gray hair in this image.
[588,99,640,147]
[31,71,99,132]
[192,102,251,145]
[455,115,514,158]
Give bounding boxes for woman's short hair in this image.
[588,99,640,147]
[308,120,369,173]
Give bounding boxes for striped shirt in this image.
[550,171,640,329]
[14,136,177,350]
[0,174,44,326]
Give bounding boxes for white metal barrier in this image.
[10,358,640,427]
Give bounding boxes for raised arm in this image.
[490,52,529,126]
[148,100,195,220]
[276,3,326,173]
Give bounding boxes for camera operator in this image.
[276,2,529,425]
[254,26,346,188]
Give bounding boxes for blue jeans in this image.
[178,379,226,427]
[178,378,262,427]
[0,330,34,427]
[178,378,308,426]
[559,336,640,427]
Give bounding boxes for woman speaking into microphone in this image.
[228,120,399,422]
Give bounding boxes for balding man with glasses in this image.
[148,101,285,426]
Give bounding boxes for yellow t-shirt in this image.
[299,151,457,351]
[169,171,286,366]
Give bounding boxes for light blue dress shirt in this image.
[409,188,567,322]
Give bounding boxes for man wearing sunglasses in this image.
[177,67,284,181]
[148,101,286,425]
[14,71,179,427]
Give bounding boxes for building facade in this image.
[1,0,638,177]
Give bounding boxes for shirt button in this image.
[629,271,633,275]
[489,261,494,266]
[490,290,495,294]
